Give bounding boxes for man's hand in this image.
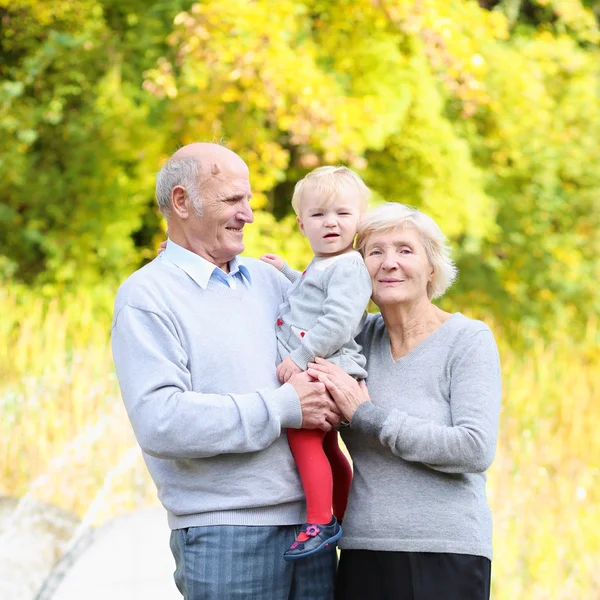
[260,253,285,271]
[287,371,342,431]
[276,355,303,383]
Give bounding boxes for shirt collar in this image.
[160,239,251,289]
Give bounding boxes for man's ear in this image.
[297,215,305,236]
[171,186,189,219]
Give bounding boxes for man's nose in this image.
[237,198,254,224]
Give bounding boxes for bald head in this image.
[170,143,248,176]
[156,143,249,220]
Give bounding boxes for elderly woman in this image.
[308,203,501,600]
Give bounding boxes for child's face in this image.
[297,193,362,257]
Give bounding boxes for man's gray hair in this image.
[155,156,204,219]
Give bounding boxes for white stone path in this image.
[50,507,180,600]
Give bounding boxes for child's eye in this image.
[311,213,323,217]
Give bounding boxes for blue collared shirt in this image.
[160,239,252,290]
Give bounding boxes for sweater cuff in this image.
[280,263,301,283]
[289,346,314,371]
[351,402,387,436]
[271,382,303,429]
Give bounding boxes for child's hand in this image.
[277,356,303,383]
[158,240,167,255]
[260,253,285,271]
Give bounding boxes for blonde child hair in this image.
[291,166,371,216]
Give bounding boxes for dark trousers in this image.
[335,550,491,600]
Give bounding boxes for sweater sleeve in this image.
[280,263,302,283]
[290,259,372,370]
[111,304,302,460]
[351,330,502,474]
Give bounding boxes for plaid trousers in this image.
[170,524,337,600]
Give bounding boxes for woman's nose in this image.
[381,252,398,269]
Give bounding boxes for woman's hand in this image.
[307,357,371,422]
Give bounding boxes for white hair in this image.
[356,202,458,299]
[155,156,204,219]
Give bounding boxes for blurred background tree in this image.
[0,0,189,285]
[2,0,598,340]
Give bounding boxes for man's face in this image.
[188,161,254,270]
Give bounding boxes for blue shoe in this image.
[283,518,342,561]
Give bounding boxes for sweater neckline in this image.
[382,312,463,364]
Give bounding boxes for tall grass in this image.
[0,284,598,597]
[489,326,600,599]
[0,285,155,521]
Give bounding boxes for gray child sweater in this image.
[340,312,502,560]
[278,250,372,378]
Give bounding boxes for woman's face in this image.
[363,227,433,308]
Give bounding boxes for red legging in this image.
[287,428,353,525]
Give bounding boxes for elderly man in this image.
[111,143,340,600]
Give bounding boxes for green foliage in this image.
[0,0,188,284]
[1,0,599,341]
[138,0,600,342]
[459,31,600,338]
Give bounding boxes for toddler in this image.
[260,166,372,561]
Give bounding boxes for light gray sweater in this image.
[278,251,372,378]
[111,255,307,530]
[340,313,502,560]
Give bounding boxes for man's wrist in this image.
[272,382,303,429]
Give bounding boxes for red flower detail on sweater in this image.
[300,331,305,337]
[276,318,283,327]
